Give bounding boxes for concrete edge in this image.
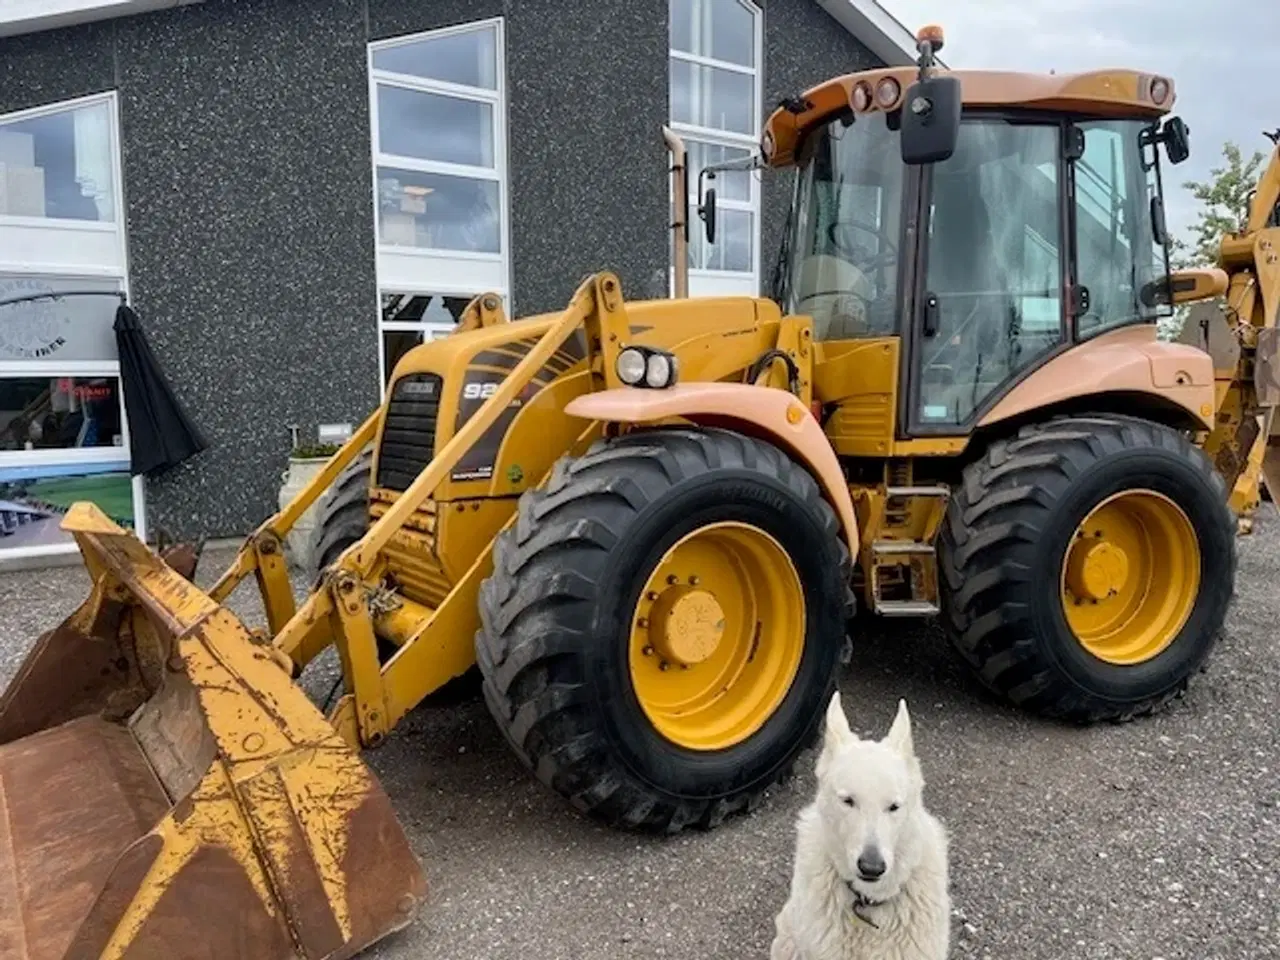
[0,535,247,574]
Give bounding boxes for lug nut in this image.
[642,645,654,656]
[647,591,659,601]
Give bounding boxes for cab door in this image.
[904,115,1068,435]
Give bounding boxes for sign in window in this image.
[0,460,133,550]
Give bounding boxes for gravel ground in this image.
[1,515,1278,960]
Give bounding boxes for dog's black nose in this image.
[857,849,886,881]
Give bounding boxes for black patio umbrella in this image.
[112,300,207,478]
[0,290,206,476]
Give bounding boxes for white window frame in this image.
[368,18,512,392]
[368,18,512,394]
[0,91,147,559]
[668,0,764,298]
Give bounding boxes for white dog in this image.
[770,693,950,960]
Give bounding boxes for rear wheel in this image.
[475,427,852,833]
[939,415,1235,723]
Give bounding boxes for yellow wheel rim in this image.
[1060,489,1201,666]
[628,521,806,751]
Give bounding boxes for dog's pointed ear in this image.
[884,698,915,759]
[823,691,855,751]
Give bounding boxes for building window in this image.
[0,91,139,560]
[0,276,138,556]
[0,98,115,224]
[369,18,510,391]
[669,0,762,296]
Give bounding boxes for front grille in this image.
[376,373,442,491]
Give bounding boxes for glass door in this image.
[909,117,1067,432]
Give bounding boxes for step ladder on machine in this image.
[867,485,951,617]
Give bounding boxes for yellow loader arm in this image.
[1179,138,1280,520]
[0,271,637,960]
[0,503,425,960]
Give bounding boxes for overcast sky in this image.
[877,0,1279,238]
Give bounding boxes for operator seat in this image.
[793,254,874,341]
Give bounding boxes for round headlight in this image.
[617,348,646,385]
[1150,77,1170,106]
[876,77,901,108]
[645,352,674,389]
[852,82,872,112]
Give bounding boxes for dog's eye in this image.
[841,796,856,808]
[888,802,901,813]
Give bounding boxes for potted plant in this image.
[278,431,342,572]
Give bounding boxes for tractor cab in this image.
[753,26,1195,442]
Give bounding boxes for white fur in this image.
[770,694,951,960]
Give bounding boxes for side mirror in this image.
[697,172,718,244]
[1161,116,1190,165]
[900,75,962,165]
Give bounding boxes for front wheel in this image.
[475,427,852,833]
[939,414,1236,723]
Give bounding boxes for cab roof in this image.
[762,66,1176,168]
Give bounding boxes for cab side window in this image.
[917,119,1064,427]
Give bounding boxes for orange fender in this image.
[564,383,858,556]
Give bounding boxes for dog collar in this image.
[845,881,885,930]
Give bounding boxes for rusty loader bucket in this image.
[0,504,425,960]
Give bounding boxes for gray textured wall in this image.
[758,0,884,299]
[0,0,880,541]
[504,0,671,313]
[0,0,380,541]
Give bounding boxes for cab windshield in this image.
[781,111,904,340]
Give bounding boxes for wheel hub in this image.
[628,521,806,751]
[1066,537,1130,602]
[1059,489,1201,666]
[650,586,726,667]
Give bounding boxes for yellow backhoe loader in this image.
[2,24,1278,960]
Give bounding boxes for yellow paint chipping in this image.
[100,762,278,960]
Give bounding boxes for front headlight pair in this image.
[616,346,679,389]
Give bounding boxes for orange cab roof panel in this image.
[762,67,1175,167]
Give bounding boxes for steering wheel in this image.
[827,219,899,273]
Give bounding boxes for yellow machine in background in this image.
[1,24,1278,959]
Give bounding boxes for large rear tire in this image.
[939,414,1236,723]
[475,427,852,833]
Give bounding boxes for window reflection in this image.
[0,376,124,452]
[0,101,115,223]
[377,168,500,253]
[670,0,755,67]
[377,86,494,169]
[670,60,754,136]
[918,120,1064,426]
[1074,120,1171,337]
[372,27,497,90]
